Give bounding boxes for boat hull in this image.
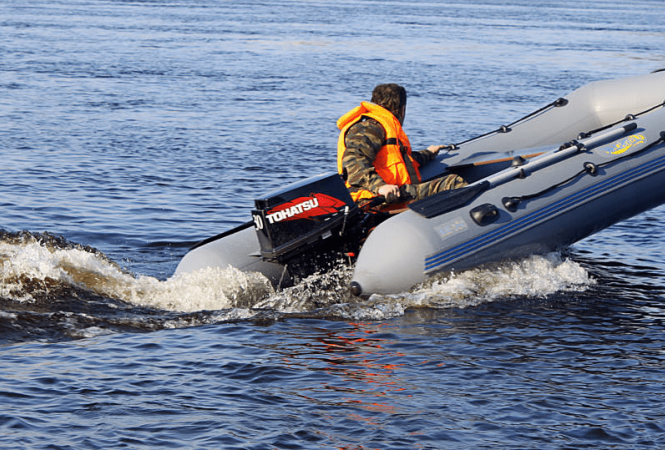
[175,225,290,286]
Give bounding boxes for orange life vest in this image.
[337,102,421,202]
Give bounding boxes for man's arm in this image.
[342,119,388,194]
[412,145,444,166]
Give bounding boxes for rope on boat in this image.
[579,100,665,138]
[442,97,569,151]
[443,98,665,152]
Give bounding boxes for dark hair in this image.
[371,84,407,117]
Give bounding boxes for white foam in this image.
[132,267,274,312]
[0,240,274,312]
[407,253,594,308]
[0,311,18,320]
[253,265,355,313]
[1,239,594,316]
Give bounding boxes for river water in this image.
[2,0,665,448]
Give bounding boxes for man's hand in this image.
[378,184,401,203]
[426,144,447,156]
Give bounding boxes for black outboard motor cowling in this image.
[252,173,359,264]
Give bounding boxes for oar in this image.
[409,123,638,219]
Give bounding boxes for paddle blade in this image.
[408,181,490,219]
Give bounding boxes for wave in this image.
[0,231,594,341]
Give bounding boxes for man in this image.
[337,83,465,205]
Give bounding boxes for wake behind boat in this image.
[175,70,665,296]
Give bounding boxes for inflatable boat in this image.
[175,70,665,296]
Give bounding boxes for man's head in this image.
[371,84,407,122]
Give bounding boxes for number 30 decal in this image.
[252,214,264,230]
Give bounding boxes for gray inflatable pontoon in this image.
[175,70,665,297]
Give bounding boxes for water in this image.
[2,0,665,447]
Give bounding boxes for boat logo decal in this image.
[435,217,468,241]
[601,134,645,156]
[265,194,347,224]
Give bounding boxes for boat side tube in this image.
[420,70,665,181]
[351,106,665,297]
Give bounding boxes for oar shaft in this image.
[409,122,640,219]
[481,123,637,188]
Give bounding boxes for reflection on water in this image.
[273,321,421,433]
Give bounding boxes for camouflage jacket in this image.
[341,117,437,195]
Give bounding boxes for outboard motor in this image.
[252,173,360,268]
